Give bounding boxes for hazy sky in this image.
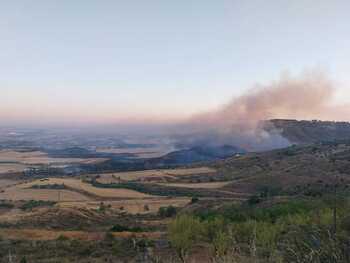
[1,0,350,125]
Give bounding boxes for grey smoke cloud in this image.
[173,71,348,151]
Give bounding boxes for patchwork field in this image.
[0,150,107,174]
[0,179,20,189]
[0,164,234,220]
[0,163,27,174]
[19,178,153,199]
[58,197,190,214]
[0,185,91,201]
[96,146,172,158]
[59,197,190,214]
[156,181,232,189]
[95,167,216,183]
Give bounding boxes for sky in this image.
[1,0,350,126]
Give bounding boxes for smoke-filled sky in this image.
[1,1,350,126]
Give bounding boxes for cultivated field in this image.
[0,185,91,201]
[0,150,107,172]
[157,181,232,189]
[0,228,163,241]
[95,167,216,183]
[0,163,27,174]
[59,197,190,214]
[20,178,153,199]
[0,179,20,189]
[96,146,172,158]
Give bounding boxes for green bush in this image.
[169,214,204,262]
[190,197,199,204]
[281,226,348,262]
[0,202,14,209]
[31,183,66,190]
[158,205,177,218]
[110,224,143,232]
[167,196,350,262]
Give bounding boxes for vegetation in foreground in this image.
[167,196,350,263]
[2,195,350,262]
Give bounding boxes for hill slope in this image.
[212,140,350,196]
[266,119,350,144]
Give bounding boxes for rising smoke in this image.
[172,71,348,151]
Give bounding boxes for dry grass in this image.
[59,197,190,214]
[21,178,153,199]
[0,179,19,189]
[162,167,216,175]
[157,181,232,189]
[0,228,163,241]
[0,208,29,223]
[0,177,190,207]
[0,150,107,166]
[0,185,91,201]
[0,163,27,174]
[96,146,171,158]
[96,167,216,183]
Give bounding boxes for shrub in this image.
[169,215,204,262]
[158,205,177,218]
[110,224,143,232]
[0,202,14,209]
[31,183,66,190]
[248,195,262,205]
[98,202,106,213]
[211,230,236,261]
[190,197,199,204]
[20,200,56,211]
[281,226,348,262]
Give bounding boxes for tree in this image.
[190,197,199,204]
[203,217,238,263]
[98,202,106,213]
[168,215,203,263]
[158,205,177,218]
[211,230,237,263]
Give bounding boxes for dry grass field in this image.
[59,197,190,214]
[0,228,163,241]
[0,179,20,189]
[95,167,216,183]
[0,185,91,201]
[0,150,107,167]
[96,146,171,158]
[21,178,153,199]
[0,163,27,174]
[156,181,232,189]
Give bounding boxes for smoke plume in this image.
[173,71,348,151]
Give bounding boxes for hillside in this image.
[266,119,350,144]
[212,140,350,197]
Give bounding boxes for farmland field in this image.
[95,167,216,183]
[0,185,91,201]
[20,178,154,199]
[59,197,190,214]
[0,228,163,241]
[0,150,107,169]
[0,163,27,174]
[96,146,172,158]
[0,179,20,188]
[156,181,232,189]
